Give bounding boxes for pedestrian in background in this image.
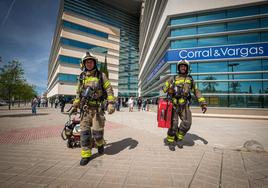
[31,95,38,114]
[128,97,134,112]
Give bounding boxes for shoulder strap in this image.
[79,72,86,84]
[187,75,194,90]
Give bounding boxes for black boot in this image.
[98,145,104,154]
[80,157,90,166]
[168,142,176,151]
[177,140,183,149]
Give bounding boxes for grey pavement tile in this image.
[22,165,53,176]
[57,167,89,180]
[6,182,47,188]
[193,174,219,186]
[71,180,99,188]
[97,182,123,188]
[0,173,16,183]
[106,169,128,176]
[125,177,151,186]
[250,177,268,188]
[127,170,151,177]
[149,177,174,187]
[190,179,218,188]
[79,173,104,182]
[221,175,250,188]
[101,175,126,184]
[46,179,77,188]
[39,166,70,178]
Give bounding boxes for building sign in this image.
[166,43,268,61]
[147,43,268,81]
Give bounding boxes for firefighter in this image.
[71,52,115,165]
[162,59,207,151]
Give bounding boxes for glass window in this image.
[227,19,259,31]
[198,82,228,93]
[260,4,268,14]
[261,18,268,28]
[264,82,268,93]
[170,64,177,74]
[228,33,260,44]
[197,11,226,22]
[227,6,259,18]
[198,62,228,73]
[261,32,268,41]
[198,24,226,34]
[191,75,198,80]
[58,55,80,65]
[63,20,108,38]
[263,73,268,79]
[170,16,197,26]
[228,60,262,72]
[198,75,228,80]
[229,81,262,93]
[58,73,78,83]
[170,27,196,37]
[232,74,262,79]
[191,63,198,73]
[262,59,268,70]
[60,38,108,53]
[198,36,227,47]
[170,39,197,49]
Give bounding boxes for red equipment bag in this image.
[157,98,173,128]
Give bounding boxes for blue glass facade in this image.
[169,4,268,108]
[60,37,108,53]
[63,20,108,38]
[63,0,139,97]
[146,3,268,108]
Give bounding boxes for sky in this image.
[0,0,60,95]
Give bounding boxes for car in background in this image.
[0,100,7,106]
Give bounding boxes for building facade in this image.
[47,0,140,100]
[139,0,268,108]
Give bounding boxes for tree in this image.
[0,60,36,109]
[99,55,109,79]
[202,75,218,92]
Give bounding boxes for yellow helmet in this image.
[177,59,190,74]
[80,52,98,71]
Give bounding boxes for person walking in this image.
[162,59,207,151]
[70,52,115,166]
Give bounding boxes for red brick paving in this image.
[0,121,123,144]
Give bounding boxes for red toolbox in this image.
[157,98,172,128]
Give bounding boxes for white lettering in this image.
[228,48,236,56]
[202,50,210,57]
[259,47,264,54]
[240,48,249,57]
[221,48,228,56]
[179,50,187,58]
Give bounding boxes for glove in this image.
[201,104,207,114]
[107,103,115,114]
[69,107,77,115]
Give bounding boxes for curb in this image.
[192,113,268,120]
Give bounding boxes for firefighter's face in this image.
[85,59,95,70]
[179,64,187,74]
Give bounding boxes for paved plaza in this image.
[0,106,268,188]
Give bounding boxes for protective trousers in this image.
[167,105,192,143]
[80,107,105,153]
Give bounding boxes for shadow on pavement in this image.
[183,133,208,146]
[105,138,138,155]
[0,113,49,118]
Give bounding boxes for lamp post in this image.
[227,63,239,107]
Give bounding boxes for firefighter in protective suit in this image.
[162,60,207,151]
[71,52,115,165]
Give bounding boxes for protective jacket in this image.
[162,74,206,107]
[73,69,115,108]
